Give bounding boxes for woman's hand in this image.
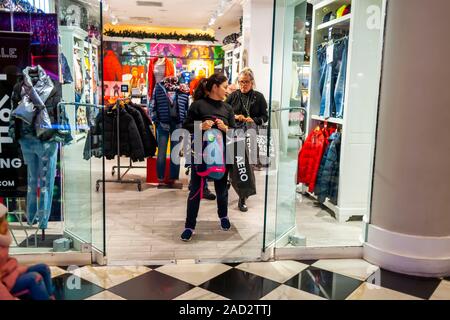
[245,117,254,123]
[215,119,229,133]
[201,120,214,131]
[235,114,246,122]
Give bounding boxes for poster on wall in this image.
[122,42,150,66]
[103,41,123,82]
[0,32,31,197]
[12,12,59,81]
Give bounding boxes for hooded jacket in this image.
[125,104,156,158]
[9,66,73,145]
[314,132,341,204]
[297,127,334,192]
[84,107,146,162]
[0,232,27,300]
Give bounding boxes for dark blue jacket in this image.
[150,83,189,125]
[315,132,341,205]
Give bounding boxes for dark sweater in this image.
[183,97,236,133]
[226,89,269,126]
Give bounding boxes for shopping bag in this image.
[228,136,256,199]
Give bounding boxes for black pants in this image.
[185,168,229,230]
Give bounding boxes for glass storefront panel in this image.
[266,0,386,250]
[0,0,105,258]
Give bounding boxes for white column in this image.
[364,0,450,277]
[240,0,274,99]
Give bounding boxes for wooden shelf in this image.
[317,14,351,31]
[311,115,344,125]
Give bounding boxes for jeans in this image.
[19,137,58,229]
[11,264,54,300]
[319,39,348,118]
[317,45,328,97]
[185,167,229,230]
[334,38,348,118]
[156,120,181,181]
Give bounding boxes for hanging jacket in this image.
[147,57,175,99]
[150,82,189,126]
[0,233,27,300]
[9,66,73,145]
[314,132,341,204]
[297,127,332,192]
[125,104,156,158]
[84,108,146,162]
[130,104,157,157]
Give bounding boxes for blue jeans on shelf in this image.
[19,137,58,230]
[156,120,181,181]
[334,38,348,118]
[319,38,348,118]
[11,264,54,300]
[317,45,328,97]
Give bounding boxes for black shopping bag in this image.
[228,136,256,199]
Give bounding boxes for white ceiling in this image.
[106,0,242,32]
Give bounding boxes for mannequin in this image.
[150,76,189,188]
[147,55,175,99]
[9,65,72,240]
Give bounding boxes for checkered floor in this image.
[49,259,450,300]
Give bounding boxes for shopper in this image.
[226,68,269,212]
[0,204,55,300]
[181,74,236,242]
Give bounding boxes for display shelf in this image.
[317,14,351,31]
[314,0,351,10]
[311,114,344,125]
[293,51,306,56]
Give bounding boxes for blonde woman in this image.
[226,68,269,212]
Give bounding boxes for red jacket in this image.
[297,127,334,192]
[0,233,27,300]
[147,57,175,99]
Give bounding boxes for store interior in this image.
[0,0,386,265]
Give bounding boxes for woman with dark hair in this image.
[181,74,235,242]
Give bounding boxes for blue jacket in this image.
[314,132,341,205]
[150,83,189,125]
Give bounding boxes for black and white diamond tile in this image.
[52,273,105,300]
[199,268,281,300]
[366,268,441,300]
[47,259,449,300]
[284,266,363,300]
[108,270,195,300]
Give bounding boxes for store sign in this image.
[0,32,31,197]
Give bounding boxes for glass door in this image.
[264,0,308,251]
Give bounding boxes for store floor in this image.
[48,259,450,300]
[101,158,363,263]
[103,159,266,264]
[296,194,363,247]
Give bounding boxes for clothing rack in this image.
[58,101,143,192]
[98,99,143,192]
